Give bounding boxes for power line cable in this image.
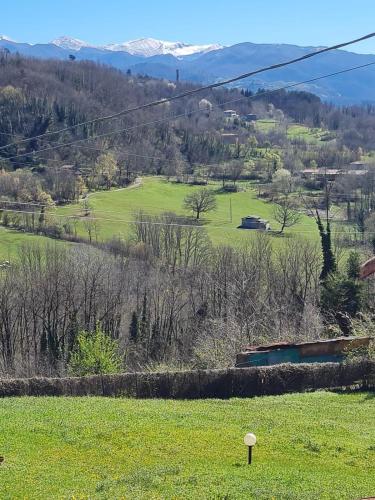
[1,32,374,153]
[4,60,375,163]
[1,206,365,233]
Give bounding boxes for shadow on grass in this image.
[269,231,294,239]
[330,386,375,399]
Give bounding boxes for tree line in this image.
[0,214,373,377]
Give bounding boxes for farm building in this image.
[349,160,369,170]
[223,109,239,119]
[240,215,270,230]
[302,168,341,182]
[236,336,372,367]
[302,167,368,182]
[241,113,257,122]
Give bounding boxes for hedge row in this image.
[0,360,374,399]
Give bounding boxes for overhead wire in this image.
[0,48,373,233]
[0,206,366,234]
[1,31,375,153]
[4,60,375,164]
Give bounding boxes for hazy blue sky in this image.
[2,0,375,53]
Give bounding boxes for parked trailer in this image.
[235,336,372,367]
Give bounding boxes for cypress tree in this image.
[139,290,150,342]
[129,311,138,342]
[316,212,336,280]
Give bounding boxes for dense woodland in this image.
[0,54,375,376]
[1,223,374,376]
[0,54,375,204]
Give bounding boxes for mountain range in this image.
[50,36,223,57]
[1,35,375,104]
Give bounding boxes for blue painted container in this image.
[235,337,371,368]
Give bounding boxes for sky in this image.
[2,0,375,54]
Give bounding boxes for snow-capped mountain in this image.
[51,36,92,51]
[104,38,223,57]
[51,36,222,57]
[2,34,375,103]
[0,35,15,42]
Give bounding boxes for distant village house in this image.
[223,109,239,119]
[302,165,369,182]
[302,168,341,182]
[241,113,257,122]
[349,160,369,170]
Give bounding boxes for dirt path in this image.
[84,177,142,199]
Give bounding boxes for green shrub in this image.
[68,325,122,376]
[320,272,364,317]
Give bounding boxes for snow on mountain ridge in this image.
[49,36,222,57]
[104,38,223,57]
[0,35,15,42]
[51,36,92,51]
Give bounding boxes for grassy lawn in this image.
[286,124,327,143]
[255,118,278,133]
[0,227,68,260]
[55,177,319,247]
[0,391,374,499]
[256,119,328,144]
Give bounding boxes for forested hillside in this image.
[0,55,238,171]
[1,54,375,377]
[1,54,375,206]
[2,36,375,103]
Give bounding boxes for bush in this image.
[320,271,364,317]
[68,325,122,376]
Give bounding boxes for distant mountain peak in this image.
[51,36,91,51]
[49,35,222,57]
[104,37,223,57]
[1,34,374,103]
[0,34,15,42]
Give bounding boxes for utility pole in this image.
[324,165,329,224]
[324,165,333,225]
[176,69,180,82]
[229,198,232,223]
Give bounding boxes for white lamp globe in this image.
[244,433,257,447]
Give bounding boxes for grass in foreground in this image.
[0,391,374,499]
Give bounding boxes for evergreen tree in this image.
[316,213,336,280]
[347,251,361,279]
[320,251,364,318]
[129,311,138,342]
[139,290,150,343]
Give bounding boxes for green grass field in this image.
[256,119,329,144]
[55,177,319,246]
[0,227,67,260]
[0,391,374,499]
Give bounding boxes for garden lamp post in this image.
[244,433,257,464]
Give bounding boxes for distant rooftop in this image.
[243,215,269,222]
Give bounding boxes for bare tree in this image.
[227,161,244,185]
[83,218,100,243]
[273,197,301,233]
[80,198,92,217]
[183,188,217,220]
